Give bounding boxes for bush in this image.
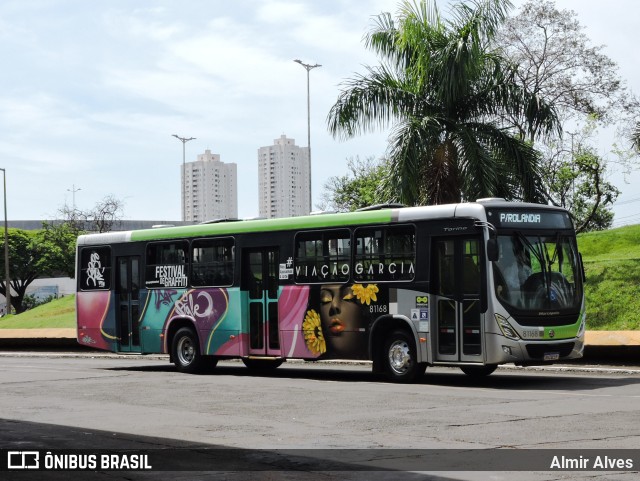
[21,294,57,312]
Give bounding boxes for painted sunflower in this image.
[302,309,326,355]
[351,284,379,305]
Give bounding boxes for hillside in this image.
[577,224,640,330]
[0,295,75,329]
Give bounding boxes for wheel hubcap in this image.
[388,340,411,374]
[177,337,195,365]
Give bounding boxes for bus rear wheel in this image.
[383,330,426,383]
[460,365,497,377]
[172,327,204,374]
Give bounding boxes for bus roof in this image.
[76,201,567,246]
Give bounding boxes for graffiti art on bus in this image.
[85,251,106,288]
[76,290,113,350]
[155,288,232,353]
[303,283,387,360]
[154,289,177,310]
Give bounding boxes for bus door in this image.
[244,248,281,357]
[116,255,141,353]
[432,237,482,363]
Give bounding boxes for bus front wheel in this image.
[172,327,204,374]
[383,330,426,383]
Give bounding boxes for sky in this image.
[1,0,638,225]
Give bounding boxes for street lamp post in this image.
[0,168,9,316]
[294,59,321,214]
[67,184,81,210]
[172,134,196,222]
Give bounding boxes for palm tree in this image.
[327,0,559,205]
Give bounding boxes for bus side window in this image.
[462,240,480,295]
[79,246,111,291]
[436,240,455,296]
[354,226,415,282]
[294,230,350,283]
[145,241,189,289]
[191,238,235,287]
[267,250,279,298]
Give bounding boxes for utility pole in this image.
[67,184,81,211]
[0,168,9,316]
[172,134,196,221]
[294,59,321,214]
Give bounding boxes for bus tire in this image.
[383,330,426,383]
[242,358,283,370]
[172,327,204,374]
[460,365,497,377]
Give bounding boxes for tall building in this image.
[182,149,237,222]
[258,135,310,218]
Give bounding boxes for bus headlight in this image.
[495,314,520,340]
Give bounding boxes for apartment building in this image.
[182,149,238,222]
[258,135,310,218]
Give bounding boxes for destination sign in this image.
[486,209,573,229]
[499,213,541,224]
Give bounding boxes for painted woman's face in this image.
[318,285,364,355]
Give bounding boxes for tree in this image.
[88,194,125,233]
[59,194,125,233]
[0,229,60,314]
[571,168,619,233]
[539,120,621,232]
[319,156,392,212]
[40,221,79,278]
[545,146,619,232]
[327,0,558,206]
[497,0,640,141]
[1,227,85,314]
[496,0,638,225]
[35,195,125,287]
[0,195,125,315]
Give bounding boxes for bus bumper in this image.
[485,332,585,366]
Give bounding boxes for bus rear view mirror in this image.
[487,238,499,262]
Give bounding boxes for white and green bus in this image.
[76,199,585,382]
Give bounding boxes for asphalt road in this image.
[0,353,639,481]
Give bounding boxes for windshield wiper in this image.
[515,232,544,274]
[548,233,561,272]
[515,232,554,307]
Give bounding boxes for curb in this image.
[0,329,79,349]
[585,330,640,345]
[0,328,76,339]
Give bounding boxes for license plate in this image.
[521,328,543,339]
[544,352,560,361]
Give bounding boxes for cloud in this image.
[4,0,635,222]
[0,93,100,144]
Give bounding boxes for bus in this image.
[76,199,585,382]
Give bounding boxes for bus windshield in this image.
[493,233,582,312]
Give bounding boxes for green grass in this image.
[0,295,76,329]
[582,259,640,330]
[577,225,640,331]
[578,224,640,261]
[2,225,639,331]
